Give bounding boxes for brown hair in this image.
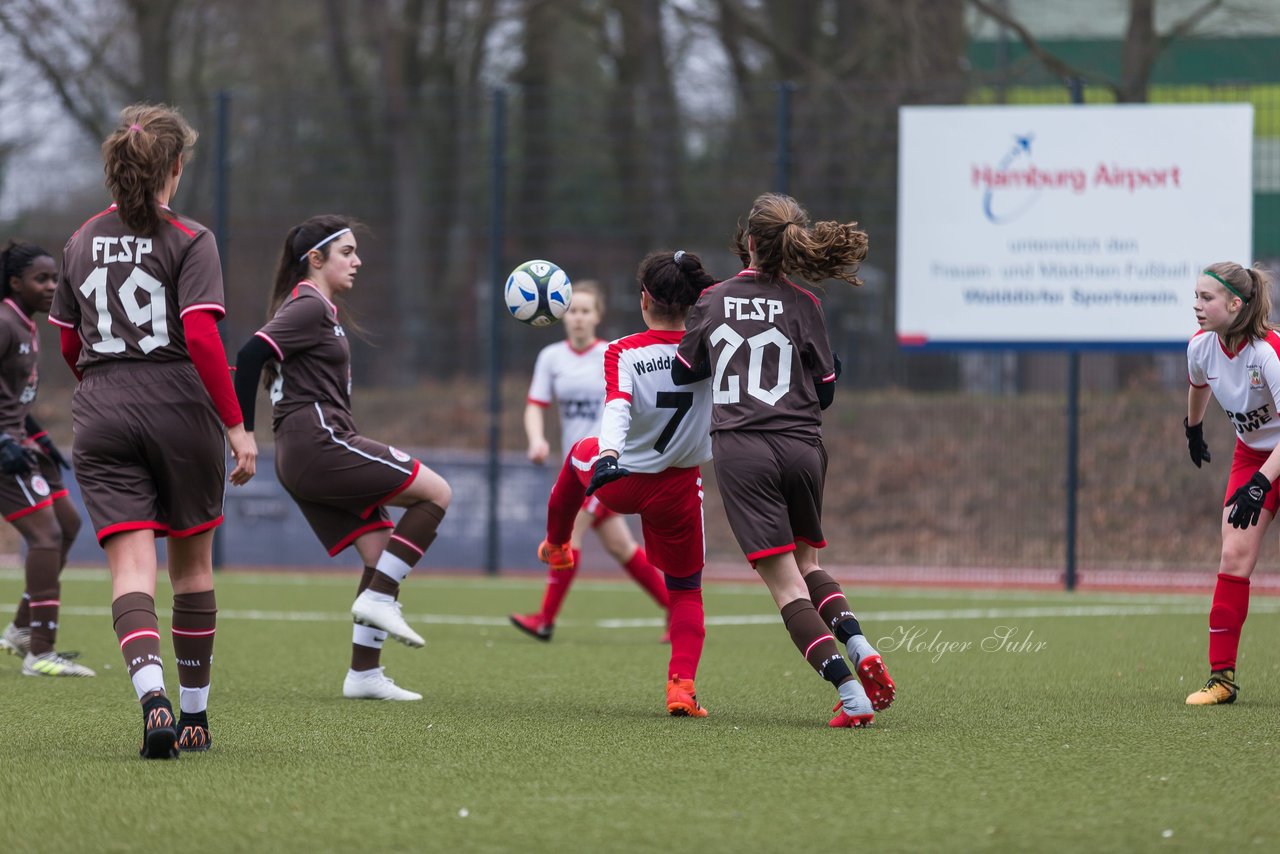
[101,104,198,235]
[637,250,717,322]
[263,214,359,390]
[732,193,868,286]
[1206,261,1274,351]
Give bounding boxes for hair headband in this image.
[1204,269,1249,304]
[673,250,685,264]
[299,227,352,262]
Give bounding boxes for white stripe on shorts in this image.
[313,403,413,476]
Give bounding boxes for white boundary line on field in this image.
[17,600,1276,629]
[0,567,1254,604]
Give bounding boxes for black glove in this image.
[1227,471,1271,529]
[586,455,630,496]
[0,435,34,475]
[832,352,843,382]
[1184,418,1210,468]
[33,434,70,470]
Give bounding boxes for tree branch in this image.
[0,5,109,141]
[967,0,1106,87]
[1159,0,1225,49]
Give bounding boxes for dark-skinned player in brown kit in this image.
[0,240,89,677]
[674,193,895,728]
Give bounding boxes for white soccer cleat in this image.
[351,590,425,648]
[343,667,423,701]
[22,651,96,677]
[2,622,31,656]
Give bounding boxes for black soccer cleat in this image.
[177,710,212,752]
[139,692,180,760]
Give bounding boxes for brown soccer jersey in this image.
[50,204,225,367]
[0,298,40,438]
[677,270,836,439]
[254,282,352,431]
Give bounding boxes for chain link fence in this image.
[4,74,1279,579]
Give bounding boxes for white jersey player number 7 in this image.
[598,330,712,473]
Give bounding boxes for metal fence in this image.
[5,74,1280,580]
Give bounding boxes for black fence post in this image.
[485,89,508,576]
[1064,77,1084,592]
[213,88,231,571]
[775,82,793,195]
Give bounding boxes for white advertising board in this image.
[896,104,1253,347]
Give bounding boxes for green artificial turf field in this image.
[1,568,1276,853]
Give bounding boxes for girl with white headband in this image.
[234,214,452,702]
[1184,261,1278,706]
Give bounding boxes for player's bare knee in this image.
[429,478,452,510]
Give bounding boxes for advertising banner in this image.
[896,104,1253,347]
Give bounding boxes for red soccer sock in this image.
[538,548,581,624]
[622,548,670,609]
[1208,572,1251,671]
[666,588,706,681]
[546,457,586,546]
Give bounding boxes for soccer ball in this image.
[504,260,572,327]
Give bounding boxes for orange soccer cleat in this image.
[1185,669,1238,706]
[666,677,709,718]
[537,540,574,571]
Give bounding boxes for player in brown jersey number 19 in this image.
[0,240,90,677]
[235,215,452,701]
[675,193,895,727]
[51,105,257,759]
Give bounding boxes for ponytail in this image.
[101,104,197,235]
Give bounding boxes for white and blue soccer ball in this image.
[504,259,572,327]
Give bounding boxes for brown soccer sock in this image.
[369,501,447,595]
[13,592,30,629]
[352,566,386,671]
[804,569,864,643]
[780,598,854,686]
[25,546,63,655]
[112,592,165,700]
[171,590,217,702]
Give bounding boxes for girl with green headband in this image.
[1184,261,1276,707]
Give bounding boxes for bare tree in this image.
[0,0,189,141]
[322,0,502,379]
[969,0,1227,102]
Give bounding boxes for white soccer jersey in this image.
[527,339,608,456]
[1187,329,1280,451]
[599,329,713,473]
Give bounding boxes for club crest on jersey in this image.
[1248,365,1263,390]
[30,475,49,497]
[389,447,411,463]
